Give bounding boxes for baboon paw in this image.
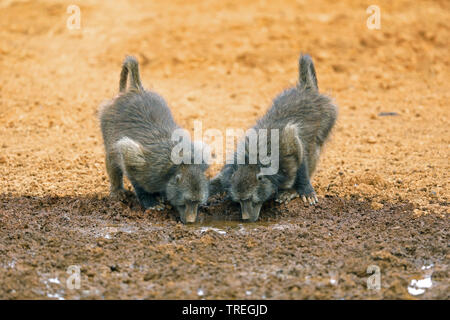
[297,185,318,205]
[145,203,166,212]
[299,192,318,205]
[110,189,133,201]
[143,196,167,212]
[275,190,299,204]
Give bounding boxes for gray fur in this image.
[99,56,208,223]
[210,54,337,221]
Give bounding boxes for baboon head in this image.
[210,124,302,222]
[116,137,209,224]
[229,165,278,222]
[165,164,209,224]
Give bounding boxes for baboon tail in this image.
[298,54,318,91]
[119,55,144,93]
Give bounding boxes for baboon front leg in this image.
[106,155,127,199]
[130,181,164,211]
[295,159,318,205]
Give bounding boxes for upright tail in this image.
[298,54,318,91]
[119,55,144,93]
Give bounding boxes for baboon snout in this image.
[177,202,199,224]
[240,201,262,222]
[185,212,197,224]
[241,210,250,220]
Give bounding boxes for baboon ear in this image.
[175,174,182,183]
[116,137,146,167]
[280,124,303,161]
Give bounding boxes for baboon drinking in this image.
[210,54,337,222]
[99,56,208,223]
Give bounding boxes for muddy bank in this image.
[0,194,447,299]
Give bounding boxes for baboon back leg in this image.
[294,158,318,205]
[316,105,337,146]
[106,154,124,193]
[130,180,159,209]
[307,145,321,178]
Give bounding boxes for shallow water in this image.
[189,219,293,237]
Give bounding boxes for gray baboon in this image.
[99,56,208,223]
[210,54,337,222]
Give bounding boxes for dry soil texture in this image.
[0,0,448,299]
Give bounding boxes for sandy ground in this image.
[0,0,448,299]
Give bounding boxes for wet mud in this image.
[0,193,448,299]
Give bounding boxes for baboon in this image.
[210,54,337,222]
[99,56,208,223]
